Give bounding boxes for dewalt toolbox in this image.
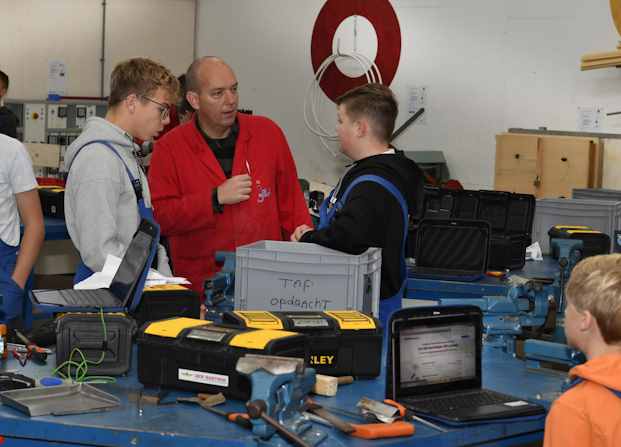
[38,186,65,218]
[223,310,382,378]
[136,318,307,399]
[132,284,200,328]
[56,312,136,376]
[548,225,611,259]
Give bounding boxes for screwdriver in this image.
[177,397,252,429]
[14,330,47,365]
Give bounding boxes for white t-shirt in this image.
[0,135,38,247]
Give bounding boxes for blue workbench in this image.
[405,259,559,301]
[0,345,564,447]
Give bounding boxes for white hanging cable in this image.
[304,40,383,157]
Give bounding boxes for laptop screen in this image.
[109,219,158,305]
[392,306,483,398]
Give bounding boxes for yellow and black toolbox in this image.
[548,225,610,259]
[136,318,307,399]
[223,310,383,378]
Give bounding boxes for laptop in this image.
[409,219,490,281]
[30,219,159,313]
[388,305,544,423]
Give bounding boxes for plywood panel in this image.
[602,138,621,189]
[539,137,592,198]
[494,133,540,194]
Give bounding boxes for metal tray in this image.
[0,383,120,416]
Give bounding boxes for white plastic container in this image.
[234,241,382,316]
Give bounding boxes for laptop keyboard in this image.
[58,289,117,307]
[405,390,514,413]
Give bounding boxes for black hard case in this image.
[222,310,382,378]
[413,219,491,280]
[136,321,307,400]
[132,286,200,328]
[55,313,136,376]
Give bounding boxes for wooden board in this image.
[539,136,593,198]
[494,133,540,194]
[24,143,61,168]
[612,0,621,37]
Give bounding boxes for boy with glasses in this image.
[64,58,179,283]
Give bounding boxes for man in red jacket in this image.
[148,57,311,295]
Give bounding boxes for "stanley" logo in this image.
[309,355,335,365]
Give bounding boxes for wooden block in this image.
[313,374,338,397]
[337,376,354,385]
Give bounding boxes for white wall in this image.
[1,0,195,99]
[196,0,621,188]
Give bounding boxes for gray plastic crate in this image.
[234,240,382,316]
[572,188,621,202]
[533,198,621,254]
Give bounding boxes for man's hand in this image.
[291,224,313,242]
[217,174,252,205]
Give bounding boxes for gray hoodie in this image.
[64,117,153,273]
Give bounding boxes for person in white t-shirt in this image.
[0,134,44,323]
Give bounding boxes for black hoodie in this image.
[0,106,18,139]
[301,152,424,299]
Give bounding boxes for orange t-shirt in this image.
[544,353,621,447]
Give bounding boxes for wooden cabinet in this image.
[494,132,603,198]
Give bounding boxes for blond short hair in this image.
[566,254,621,343]
[108,58,179,107]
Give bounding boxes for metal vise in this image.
[204,251,236,321]
[236,354,335,447]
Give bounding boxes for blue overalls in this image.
[68,140,155,284]
[0,239,26,323]
[319,174,409,329]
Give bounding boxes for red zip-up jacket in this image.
[148,113,311,295]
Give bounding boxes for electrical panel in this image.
[47,104,68,129]
[23,103,46,143]
[6,99,107,180]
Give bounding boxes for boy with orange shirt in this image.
[544,254,621,446]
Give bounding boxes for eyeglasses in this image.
[141,95,170,121]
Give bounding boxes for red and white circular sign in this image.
[310,0,402,102]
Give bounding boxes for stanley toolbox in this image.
[223,310,382,378]
[132,284,200,328]
[136,318,307,399]
[56,312,136,376]
[548,225,610,259]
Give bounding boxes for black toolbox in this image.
[55,312,136,376]
[38,186,65,218]
[223,310,382,378]
[412,219,491,280]
[136,318,307,399]
[548,225,611,259]
[414,188,535,270]
[132,284,200,328]
[477,191,535,270]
